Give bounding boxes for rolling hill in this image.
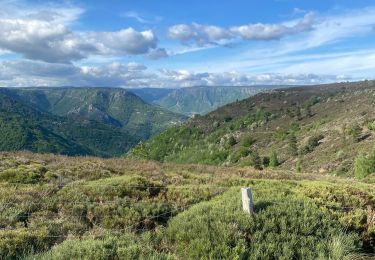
[128,80,375,176]
[130,86,277,116]
[5,87,187,139]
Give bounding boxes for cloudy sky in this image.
[1,0,375,88]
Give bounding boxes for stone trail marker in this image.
[241,187,254,215]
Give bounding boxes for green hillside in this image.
[0,152,373,258]
[7,87,187,139]
[130,86,276,116]
[0,90,139,157]
[129,80,375,176]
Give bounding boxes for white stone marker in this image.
[241,187,254,215]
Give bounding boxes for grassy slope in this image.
[129,81,375,175]
[0,152,374,258]
[6,87,187,139]
[0,91,139,157]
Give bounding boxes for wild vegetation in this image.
[1,81,375,258]
[0,152,374,259]
[129,81,375,176]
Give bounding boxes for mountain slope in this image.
[129,86,277,116]
[0,90,139,156]
[128,80,375,175]
[6,87,187,139]
[129,88,174,103]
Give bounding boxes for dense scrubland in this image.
[0,152,374,259]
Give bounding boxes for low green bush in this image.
[354,150,375,179]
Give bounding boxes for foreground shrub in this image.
[27,233,170,260]
[163,188,358,259]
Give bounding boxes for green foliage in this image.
[289,122,300,132]
[241,135,255,147]
[347,124,362,143]
[0,152,372,259]
[300,134,324,154]
[269,151,279,168]
[163,188,358,259]
[367,120,375,131]
[287,134,298,156]
[0,163,46,184]
[28,233,170,260]
[249,151,262,170]
[274,128,288,141]
[296,159,302,173]
[354,149,375,179]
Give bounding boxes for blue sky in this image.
[0,0,375,87]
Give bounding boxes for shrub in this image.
[289,122,300,132]
[300,134,324,154]
[296,159,302,173]
[163,188,358,259]
[368,121,375,131]
[249,151,262,170]
[241,135,255,147]
[28,233,169,260]
[227,136,237,146]
[354,150,375,179]
[269,151,279,168]
[287,134,298,156]
[224,115,232,122]
[274,128,288,141]
[347,124,362,142]
[262,156,270,167]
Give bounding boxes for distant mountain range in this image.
[130,86,278,116]
[0,87,186,156]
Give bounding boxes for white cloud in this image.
[88,28,157,56]
[230,12,315,40]
[167,13,315,46]
[146,48,169,59]
[123,11,150,24]
[0,60,352,88]
[122,11,162,24]
[0,2,160,63]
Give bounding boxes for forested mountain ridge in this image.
[0,89,142,156]
[129,80,375,176]
[5,87,187,139]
